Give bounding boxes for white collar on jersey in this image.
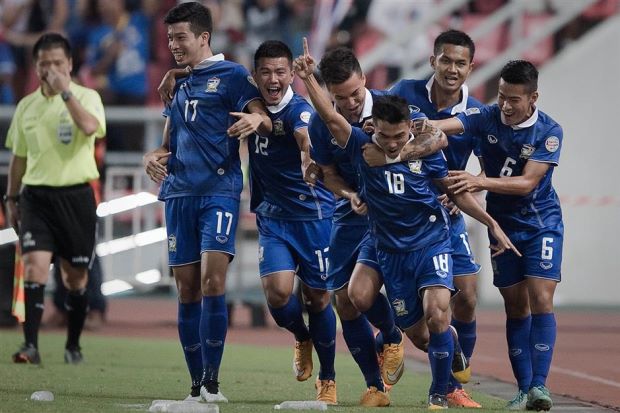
[425,76,469,115]
[266,86,294,114]
[502,106,539,130]
[335,88,373,123]
[193,53,225,70]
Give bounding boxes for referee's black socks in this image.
[65,288,89,350]
[24,281,45,348]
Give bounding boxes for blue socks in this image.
[448,318,477,391]
[507,315,533,393]
[363,293,401,344]
[268,294,311,342]
[342,315,384,390]
[200,295,228,382]
[178,301,203,386]
[428,329,454,396]
[530,313,556,388]
[308,304,337,381]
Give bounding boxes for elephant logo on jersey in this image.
[273,120,285,135]
[465,107,480,116]
[545,136,560,152]
[408,105,420,114]
[487,134,498,144]
[520,144,535,159]
[168,234,177,252]
[392,299,408,317]
[408,160,422,174]
[205,77,220,92]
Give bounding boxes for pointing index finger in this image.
[303,37,309,57]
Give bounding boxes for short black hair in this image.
[32,33,71,60]
[372,95,410,124]
[318,47,362,86]
[500,60,538,93]
[254,40,292,69]
[164,2,213,42]
[434,30,475,61]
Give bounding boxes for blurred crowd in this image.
[0,0,615,113]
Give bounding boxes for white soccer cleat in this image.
[200,386,228,403]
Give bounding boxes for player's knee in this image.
[529,293,554,313]
[452,291,477,319]
[425,306,450,334]
[347,283,374,312]
[304,290,331,312]
[334,293,359,320]
[404,327,429,351]
[201,273,226,295]
[265,288,290,308]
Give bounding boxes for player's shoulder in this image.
[389,78,420,93]
[536,109,562,132]
[465,94,484,109]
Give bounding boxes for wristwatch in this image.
[2,194,19,203]
[60,90,73,102]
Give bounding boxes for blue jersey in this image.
[345,127,451,252]
[456,105,563,230]
[159,55,262,200]
[309,88,426,225]
[390,77,484,171]
[248,87,334,220]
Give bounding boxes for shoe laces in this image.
[510,390,527,403]
[318,380,335,395]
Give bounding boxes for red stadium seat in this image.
[460,14,508,65]
[582,0,619,19]
[521,14,555,66]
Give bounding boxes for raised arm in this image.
[293,38,352,147]
[429,117,465,136]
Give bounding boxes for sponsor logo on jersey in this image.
[465,107,480,116]
[273,119,285,135]
[247,75,257,88]
[408,105,420,114]
[168,234,177,252]
[206,77,220,92]
[392,299,408,316]
[520,144,535,159]
[300,111,311,123]
[330,137,338,146]
[545,136,560,152]
[540,262,553,270]
[408,160,422,174]
[216,235,228,244]
[534,343,550,352]
[487,134,498,144]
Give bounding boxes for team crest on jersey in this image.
[247,75,257,88]
[273,119,285,135]
[168,234,177,252]
[545,136,560,152]
[487,134,498,144]
[465,107,480,116]
[408,160,422,174]
[408,105,420,114]
[520,144,535,159]
[300,111,311,123]
[205,77,220,93]
[392,299,408,317]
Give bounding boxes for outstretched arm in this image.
[293,38,352,147]
[435,177,521,258]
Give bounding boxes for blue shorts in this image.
[377,239,454,330]
[257,215,332,290]
[450,214,481,276]
[165,196,239,266]
[490,221,563,288]
[327,223,382,291]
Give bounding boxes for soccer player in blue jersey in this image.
[248,40,338,405]
[363,30,484,408]
[432,60,563,412]
[306,47,446,407]
[142,2,272,403]
[294,38,519,409]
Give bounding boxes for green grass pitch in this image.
[0,330,507,412]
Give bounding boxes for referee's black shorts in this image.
[19,183,97,268]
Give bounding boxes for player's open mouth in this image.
[267,87,281,98]
[172,52,185,60]
[445,76,458,85]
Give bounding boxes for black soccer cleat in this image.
[12,343,41,364]
[64,346,84,364]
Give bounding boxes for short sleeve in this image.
[423,151,449,180]
[5,101,26,156]
[455,105,492,137]
[231,65,262,113]
[81,89,106,138]
[290,101,313,132]
[530,124,562,166]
